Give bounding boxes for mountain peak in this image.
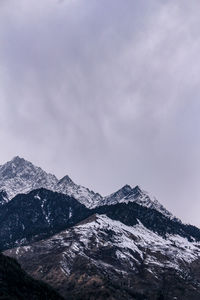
[8,156,33,169]
[58,175,75,186]
[0,156,103,207]
[1,156,38,178]
[11,156,25,162]
[10,156,31,167]
[101,184,132,206]
[113,184,132,195]
[132,185,143,195]
[121,184,132,191]
[0,156,58,200]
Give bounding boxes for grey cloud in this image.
[0,0,200,225]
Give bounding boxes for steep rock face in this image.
[5,215,200,300]
[0,188,90,250]
[0,253,63,299]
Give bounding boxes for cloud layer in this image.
[0,0,200,225]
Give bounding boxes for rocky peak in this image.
[0,157,103,207]
[0,156,40,179]
[0,157,175,220]
[58,175,75,186]
[111,184,132,198]
[0,156,25,179]
[102,184,132,205]
[121,184,132,192]
[11,156,25,163]
[131,185,142,195]
[0,157,58,200]
[101,184,175,219]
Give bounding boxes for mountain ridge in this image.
[1,156,200,299]
[0,156,174,219]
[0,187,199,252]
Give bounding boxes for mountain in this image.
[0,188,90,250]
[0,157,172,218]
[2,156,200,299]
[94,202,200,241]
[56,175,103,208]
[1,187,200,252]
[0,252,63,299]
[0,156,103,208]
[0,156,57,200]
[101,185,174,219]
[5,214,200,300]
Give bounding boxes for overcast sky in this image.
[0,0,200,225]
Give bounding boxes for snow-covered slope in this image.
[5,214,200,299]
[70,215,200,267]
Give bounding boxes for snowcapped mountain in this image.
[101,185,175,219]
[0,156,103,207]
[56,175,103,208]
[2,158,200,299]
[1,186,199,252]
[0,156,57,200]
[0,157,173,219]
[5,214,200,300]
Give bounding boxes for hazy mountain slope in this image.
[0,252,63,300]
[5,214,200,300]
